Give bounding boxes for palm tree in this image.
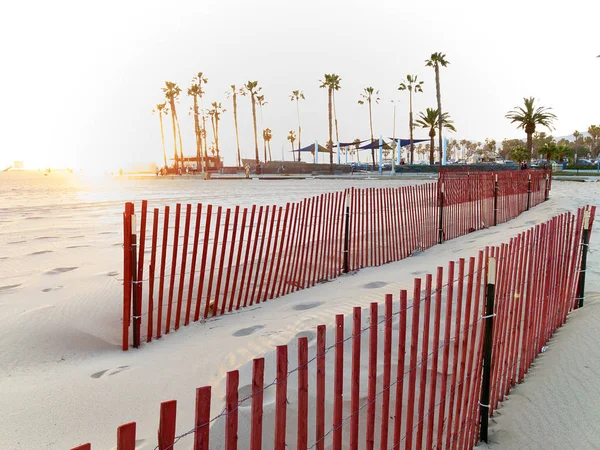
[398,75,424,164]
[414,108,456,164]
[263,128,273,161]
[188,79,205,171]
[290,90,305,161]
[227,85,243,167]
[287,130,297,154]
[425,53,450,163]
[358,87,380,169]
[320,74,342,173]
[330,75,342,143]
[152,102,169,169]
[208,102,226,164]
[505,97,556,163]
[256,94,268,162]
[162,81,183,171]
[193,73,209,169]
[241,81,262,164]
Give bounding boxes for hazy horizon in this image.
[2,0,599,171]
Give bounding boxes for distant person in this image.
[119,168,123,176]
[400,158,405,165]
[245,164,250,179]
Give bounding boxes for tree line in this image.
[153,57,578,172]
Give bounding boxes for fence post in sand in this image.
[493,174,498,226]
[130,210,140,349]
[576,210,591,308]
[343,189,351,273]
[480,256,496,443]
[438,182,445,244]
[526,173,531,211]
[122,202,133,351]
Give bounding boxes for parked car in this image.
[576,159,595,166]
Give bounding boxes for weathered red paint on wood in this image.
[226,370,239,450]
[158,400,177,450]
[117,422,136,450]
[333,314,344,450]
[250,358,264,450]
[274,345,288,450]
[297,337,309,450]
[194,386,211,450]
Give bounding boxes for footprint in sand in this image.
[0,257,8,260]
[99,231,117,235]
[232,325,264,337]
[42,286,63,293]
[292,302,323,311]
[0,284,21,293]
[8,240,26,245]
[91,365,130,379]
[106,271,119,277]
[363,281,387,289]
[45,267,78,275]
[35,236,57,240]
[66,245,91,249]
[29,250,53,256]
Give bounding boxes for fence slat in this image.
[392,290,408,447]
[165,203,181,334]
[158,400,177,450]
[379,294,393,449]
[274,345,288,450]
[350,306,361,450]
[298,337,309,450]
[194,204,212,321]
[250,358,264,450]
[194,386,211,450]
[157,205,169,339]
[226,371,239,450]
[316,324,326,450]
[175,203,191,329]
[366,302,378,450]
[205,206,223,317]
[117,422,136,450]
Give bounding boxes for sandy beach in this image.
[0,172,598,449]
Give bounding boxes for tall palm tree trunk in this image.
[409,91,414,164]
[526,132,533,163]
[268,141,272,161]
[175,111,184,169]
[429,128,436,165]
[169,99,178,171]
[368,99,375,170]
[333,90,340,142]
[328,87,334,173]
[435,64,443,164]
[251,94,259,164]
[159,113,167,168]
[215,116,220,164]
[233,92,241,168]
[193,96,202,172]
[296,100,302,162]
[201,112,208,170]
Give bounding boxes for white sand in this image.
[0,172,598,449]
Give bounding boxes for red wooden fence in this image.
[121,170,550,350]
[76,204,593,449]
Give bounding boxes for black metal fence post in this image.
[526,173,531,211]
[343,189,351,273]
[130,212,140,349]
[438,182,444,244]
[576,210,591,308]
[480,256,497,443]
[493,174,498,226]
[544,172,550,201]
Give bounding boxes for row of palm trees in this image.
[153,57,558,173]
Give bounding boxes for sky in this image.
[1,0,599,171]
